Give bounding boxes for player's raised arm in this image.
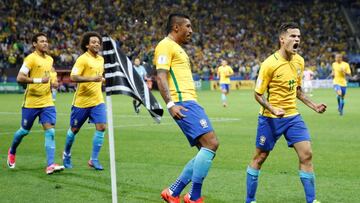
[296,86,326,113]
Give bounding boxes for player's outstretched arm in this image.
[296,86,326,113]
[156,69,187,119]
[254,91,285,117]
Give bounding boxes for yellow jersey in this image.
[217,65,233,84]
[154,37,196,102]
[255,51,304,118]
[332,61,351,86]
[71,51,104,108]
[22,52,54,108]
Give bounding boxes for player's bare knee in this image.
[95,124,106,132]
[253,152,268,167]
[299,150,313,164]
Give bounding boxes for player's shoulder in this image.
[25,52,36,60]
[261,53,278,68]
[156,37,172,49]
[293,54,304,63]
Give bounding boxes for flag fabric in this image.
[102,35,163,122]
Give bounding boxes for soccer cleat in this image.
[46,163,65,175]
[62,152,73,168]
[312,200,321,203]
[161,188,180,203]
[184,193,204,203]
[88,159,104,170]
[7,148,16,169]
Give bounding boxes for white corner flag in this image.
[102,35,164,203]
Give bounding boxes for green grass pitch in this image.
[0,88,359,202]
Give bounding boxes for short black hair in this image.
[80,31,102,52]
[32,32,47,43]
[166,13,190,34]
[279,22,300,35]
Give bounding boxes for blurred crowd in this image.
[0,0,358,81]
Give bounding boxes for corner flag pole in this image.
[106,95,118,203]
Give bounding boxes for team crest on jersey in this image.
[259,135,266,145]
[157,55,167,65]
[200,119,208,128]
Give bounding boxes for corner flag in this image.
[102,35,164,203]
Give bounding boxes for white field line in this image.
[0,112,240,134]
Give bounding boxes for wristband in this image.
[166,101,175,109]
[33,78,42,83]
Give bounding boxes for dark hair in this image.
[80,31,102,52]
[166,13,190,34]
[32,32,47,43]
[279,22,300,35]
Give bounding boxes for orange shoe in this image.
[184,193,204,203]
[161,188,180,203]
[7,148,16,169]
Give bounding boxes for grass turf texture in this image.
[0,88,359,202]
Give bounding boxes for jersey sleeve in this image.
[227,66,234,75]
[154,42,172,70]
[22,55,34,73]
[345,63,351,75]
[71,56,85,76]
[255,62,272,94]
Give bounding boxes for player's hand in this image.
[315,103,327,113]
[169,105,188,119]
[51,81,59,89]
[41,77,50,83]
[271,108,285,117]
[93,76,103,82]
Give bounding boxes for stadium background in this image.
[1,0,360,203]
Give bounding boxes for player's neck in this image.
[278,48,293,61]
[35,50,46,57]
[167,34,182,45]
[87,50,98,57]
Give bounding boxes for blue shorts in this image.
[220,84,230,92]
[21,106,56,130]
[174,100,214,147]
[256,114,310,151]
[70,103,107,128]
[333,85,347,96]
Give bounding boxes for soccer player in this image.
[245,22,326,203]
[155,13,219,203]
[62,31,106,170]
[303,67,315,96]
[132,57,148,114]
[217,59,234,107]
[7,33,64,175]
[331,53,351,116]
